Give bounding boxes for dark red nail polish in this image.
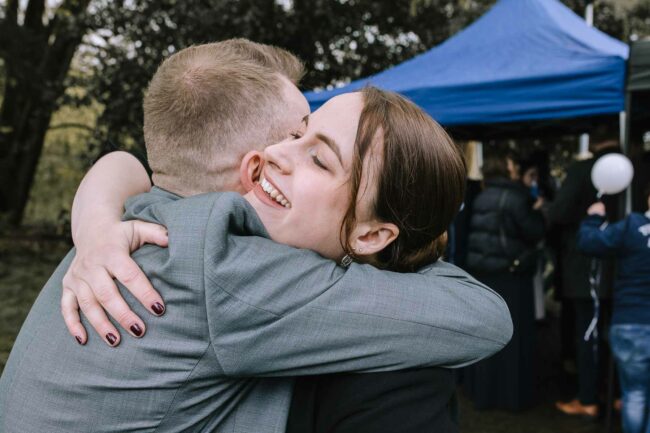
[75,336,84,345]
[130,324,143,337]
[106,333,117,345]
[152,302,165,315]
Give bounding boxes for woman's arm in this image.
[71,151,151,242]
[62,151,168,346]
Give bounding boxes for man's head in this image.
[589,123,620,153]
[143,39,309,196]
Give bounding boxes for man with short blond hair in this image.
[144,39,307,196]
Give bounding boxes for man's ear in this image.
[350,221,399,257]
[239,151,264,192]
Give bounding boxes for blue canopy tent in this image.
[304,0,629,135]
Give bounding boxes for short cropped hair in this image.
[143,39,305,196]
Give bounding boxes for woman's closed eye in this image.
[309,148,328,171]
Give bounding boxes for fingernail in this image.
[75,336,84,345]
[106,333,118,345]
[130,324,143,337]
[152,302,165,315]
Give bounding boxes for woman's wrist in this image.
[71,151,151,245]
[72,212,123,251]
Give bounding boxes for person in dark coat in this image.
[547,125,622,418]
[464,151,545,411]
[287,368,458,433]
[577,186,650,433]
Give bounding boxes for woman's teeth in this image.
[260,178,291,208]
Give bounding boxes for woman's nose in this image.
[264,141,296,175]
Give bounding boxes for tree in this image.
[82,0,497,159]
[2,0,649,228]
[1,0,488,226]
[0,0,93,226]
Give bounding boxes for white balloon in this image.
[590,153,634,195]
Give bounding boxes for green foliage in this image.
[10,0,650,227]
[74,0,650,158]
[23,102,100,232]
[76,0,498,155]
[561,0,650,41]
[628,0,650,40]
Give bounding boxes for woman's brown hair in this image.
[341,87,467,272]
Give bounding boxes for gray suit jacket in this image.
[0,188,512,433]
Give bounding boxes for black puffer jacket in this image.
[467,178,545,274]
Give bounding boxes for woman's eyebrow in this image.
[316,133,343,167]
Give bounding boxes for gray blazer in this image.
[0,188,512,433]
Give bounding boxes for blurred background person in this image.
[547,124,622,419]
[518,156,549,321]
[577,183,650,433]
[464,150,545,411]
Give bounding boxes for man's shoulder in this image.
[125,187,226,212]
[123,188,246,226]
[417,260,474,279]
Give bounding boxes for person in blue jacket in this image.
[577,184,650,433]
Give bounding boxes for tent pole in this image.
[621,108,632,215]
[585,2,594,27]
[579,133,590,159]
[619,111,631,214]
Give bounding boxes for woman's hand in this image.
[63,151,164,346]
[62,220,168,346]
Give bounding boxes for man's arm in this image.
[190,194,513,376]
[206,243,511,375]
[65,186,511,372]
[62,151,168,346]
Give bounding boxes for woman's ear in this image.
[350,221,399,257]
[239,151,264,192]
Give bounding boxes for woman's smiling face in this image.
[243,92,374,260]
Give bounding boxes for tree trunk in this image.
[0,0,90,226]
[0,77,54,226]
